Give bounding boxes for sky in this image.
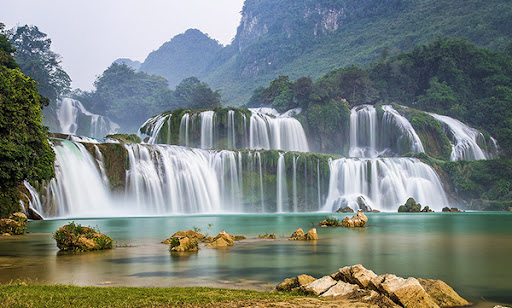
[1,0,245,90]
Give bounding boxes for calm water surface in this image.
[0,212,511,305]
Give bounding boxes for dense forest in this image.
[126,0,512,103]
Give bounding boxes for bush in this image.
[53,222,113,252]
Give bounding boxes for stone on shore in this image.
[336,264,377,288]
[378,275,439,308]
[320,281,359,298]
[297,274,316,287]
[276,277,299,291]
[418,278,470,307]
[302,275,337,296]
[341,211,368,228]
[348,289,400,308]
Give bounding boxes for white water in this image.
[349,105,378,157]
[140,108,309,152]
[323,157,449,212]
[381,105,425,154]
[56,98,119,139]
[276,153,288,213]
[429,113,498,161]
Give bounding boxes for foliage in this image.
[173,77,221,110]
[0,212,28,235]
[319,216,340,227]
[6,25,71,102]
[105,134,141,144]
[397,198,422,212]
[0,30,55,218]
[0,284,302,307]
[53,222,113,252]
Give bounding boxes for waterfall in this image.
[349,105,378,157]
[381,105,425,154]
[56,97,119,138]
[22,181,43,217]
[139,108,309,152]
[429,113,499,161]
[276,153,288,213]
[323,157,449,212]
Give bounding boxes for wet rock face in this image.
[276,264,470,308]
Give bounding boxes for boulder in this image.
[320,281,359,298]
[276,277,299,291]
[335,264,377,288]
[170,236,198,252]
[348,289,400,308]
[398,198,422,212]
[377,275,439,308]
[234,235,247,241]
[421,206,434,213]
[53,222,113,252]
[418,278,470,307]
[289,228,306,240]
[297,274,316,287]
[442,207,463,213]
[203,236,214,243]
[171,230,205,241]
[258,233,276,239]
[341,211,368,228]
[306,228,319,240]
[336,207,354,213]
[0,212,28,235]
[302,276,337,296]
[357,196,373,212]
[318,217,340,227]
[206,237,231,248]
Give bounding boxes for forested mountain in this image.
[130,0,512,104]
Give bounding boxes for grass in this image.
[0,283,303,308]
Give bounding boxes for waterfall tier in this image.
[139,108,309,152]
[56,98,119,139]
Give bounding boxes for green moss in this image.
[106,134,142,144]
[53,222,113,252]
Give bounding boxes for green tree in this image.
[173,77,221,109]
[417,77,458,111]
[7,25,71,102]
[0,28,55,218]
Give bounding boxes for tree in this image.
[417,77,458,111]
[7,25,71,102]
[173,77,221,109]
[0,29,55,218]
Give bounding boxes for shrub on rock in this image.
[53,222,113,252]
[0,212,28,235]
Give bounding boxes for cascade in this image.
[140,108,309,152]
[381,105,425,154]
[276,153,288,213]
[429,113,499,161]
[349,105,378,157]
[323,157,449,212]
[56,97,119,138]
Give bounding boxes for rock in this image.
[442,207,463,213]
[258,233,276,239]
[206,231,239,248]
[418,278,470,307]
[348,289,400,308]
[320,281,359,298]
[377,275,439,308]
[0,212,28,235]
[1,233,11,237]
[53,222,113,251]
[371,210,381,213]
[27,208,44,220]
[421,206,434,213]
[398,198,422,212]
[336,207,354,213]
[171,230,205,241]
[336,264,377,288]
[357,196,372,212]
[203,236,214,243]
[341,211,368,228]
[302,275,337,296]
[170,236,198,252]
[234,235,247,241]
[297,274,316,287]
[318,217,341,227]
[289,228,306,240]
[306,228,319,240]
[276,277,299,291]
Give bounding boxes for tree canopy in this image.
[0,24,55,217]
[7,25,71,102]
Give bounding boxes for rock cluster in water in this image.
[319,211,368,228]
[0,212,28,236]
[398,198,434,212]
[276,264,470,308]
[289,228,319,240]
[53,222,113,251]
[258,233,276,239]
[163,230,246,251]
[442,207,464,212]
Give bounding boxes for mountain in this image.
[127,0,511,104]
[139,29,223,88]
[113,58,141,71]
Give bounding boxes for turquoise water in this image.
[1,212,511,305]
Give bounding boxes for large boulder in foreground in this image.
[0,212,28,235]
[302,276,337,296]
[53,222,113,251]
[418,278,470,307]
[373,275,439,308]
[334,264,377,288]
[341,211,368,228]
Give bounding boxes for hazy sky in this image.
[1,0,245,90]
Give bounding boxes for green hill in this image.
[134,0,512,104]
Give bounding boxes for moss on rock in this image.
[53,222,113,252]
[0,212,28,235]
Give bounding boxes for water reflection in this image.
[0,213,511,304]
